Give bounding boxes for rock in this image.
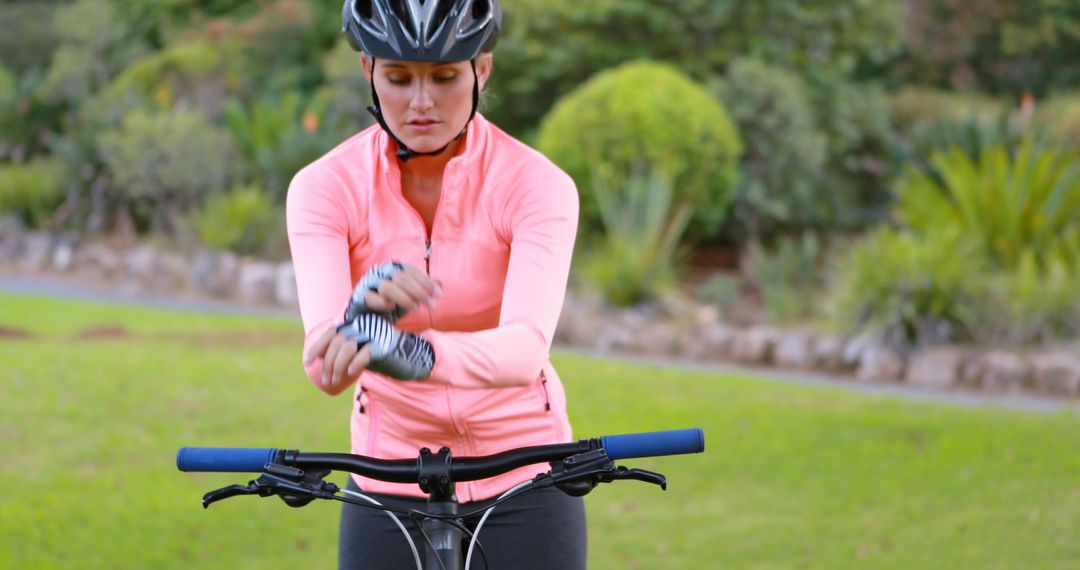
[192,251,239,298]
[842,332,879,369]
[685,323,736,361]
[774,331,815,370]
[812,335,848,372]
[124,245,157,279]
[0,214,26,265]
[856,346,904,381]
[275,262,298,307]
[238,261,277,304]
[18,231,53,271]
[595,325,635,354]
[731,326,777,365]
[77,243,122,279]
[152,252,190,293]
[633,321,681,357]
[1031,352,1080,396]
[904,347,966,389]
[51,236,77,272]
[978,351,1031,394]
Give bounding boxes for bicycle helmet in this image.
[341,0,503,160]
[342,0,502,62]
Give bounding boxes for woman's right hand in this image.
[346,261,442,322]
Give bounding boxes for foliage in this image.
[1034,91,1080,148]
[891,0,1080,96]
[976,254,1080,345]
[888,87,1006,132]
[694,272,742,318]
[224,90,346,201]
[538,60,741,239]
[748,234,823,324]
[711,59,826,239]
[489,0,903,136]
[0,158,69,228]
[99,109,238,235]
[578,167,691,307]
[0,1,61,73]
[806,73,898,230]
[828,228,985,347]
[195,185,281,256]
[897,142,1080,270]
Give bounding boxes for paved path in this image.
[2,272,1077,415]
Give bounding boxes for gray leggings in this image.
[339,478,587,569]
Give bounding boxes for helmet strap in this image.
[366,58,479,162]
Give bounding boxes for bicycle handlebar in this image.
[176,428,705,481]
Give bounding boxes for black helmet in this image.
[342,0,502,62]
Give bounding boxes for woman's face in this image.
[363,55,492,154]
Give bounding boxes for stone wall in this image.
[2,218,1078,399]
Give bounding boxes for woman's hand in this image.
[346,262,442,323]
[304,326,373,389]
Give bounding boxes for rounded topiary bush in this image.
[537,60,742,239]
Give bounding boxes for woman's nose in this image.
[409,82,434,113]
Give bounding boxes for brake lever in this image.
[541,449,669,497]
[200,464,339,509]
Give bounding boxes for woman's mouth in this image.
[405,119,440,132]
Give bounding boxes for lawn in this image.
[1,294,1078,569]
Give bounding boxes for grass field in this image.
[1,293,1078,569]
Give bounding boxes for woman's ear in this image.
[475,53,494,91]
[361,54,374,83]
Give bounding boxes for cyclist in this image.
[285,0,584,567]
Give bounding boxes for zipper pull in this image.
[424,239,432,274]
[540,370,551,412]
[356,386,366,414]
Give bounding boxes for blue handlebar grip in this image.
[601,429,705,460]
[176,447,279,472]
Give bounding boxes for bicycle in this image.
[177,427,705,569]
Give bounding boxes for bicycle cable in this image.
[465,480,534,570]
[341,488,422,570]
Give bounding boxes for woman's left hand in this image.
[304,326,373,389]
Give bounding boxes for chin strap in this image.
[367,58,479,162]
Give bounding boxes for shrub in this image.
[748,234,822,324]
[99,109,238,235]
[976,253,1080,345]
[896,142,1080,271]
[1034,92,1080,149]
[711,59,826,239]
[888,87,1006,133]
[577,166,691,307]
[0,158,68,228]
[827,228,986,347]
[195,185,280,256]
[538,60,741,240]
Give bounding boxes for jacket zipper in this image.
[356,386,366,414]
[425,239,432,274]
[539,370,551,412]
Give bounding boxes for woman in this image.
[285,0,585,567]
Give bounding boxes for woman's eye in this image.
[434,75,457,83]
[386,76,410,85]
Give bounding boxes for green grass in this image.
[2,294,1078,569]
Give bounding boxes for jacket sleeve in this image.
[285,168,357,396]
[421,169,579,388]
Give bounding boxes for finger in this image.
[321,334,350,386]
[377,281,423,314]
[331,336,358,386]
[399,266,440,298]
[347,344,373,377]
[363,289,396,313]
[393,272,438,306]
[304,327,338,365]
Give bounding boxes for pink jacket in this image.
[286,115,579,501]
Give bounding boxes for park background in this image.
[1,0,1079,568]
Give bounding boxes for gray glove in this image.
[337,313,434,380]
[345,261,407,323]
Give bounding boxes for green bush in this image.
[577,166,691,307]
[891,112,1040,180]
[807,74,897,230]
[888,87,1006,133]
[538,60,741,240]
[712,59,826,239]
[828,228,986,347]
[748,234,822,324]
[1034,92,1080,148]
[0,158,68,228]
[976,254,1080,345]
[195,185,280,256]
[0,2,60,73]
[99,109,238,235]
[897,142,1080,270]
